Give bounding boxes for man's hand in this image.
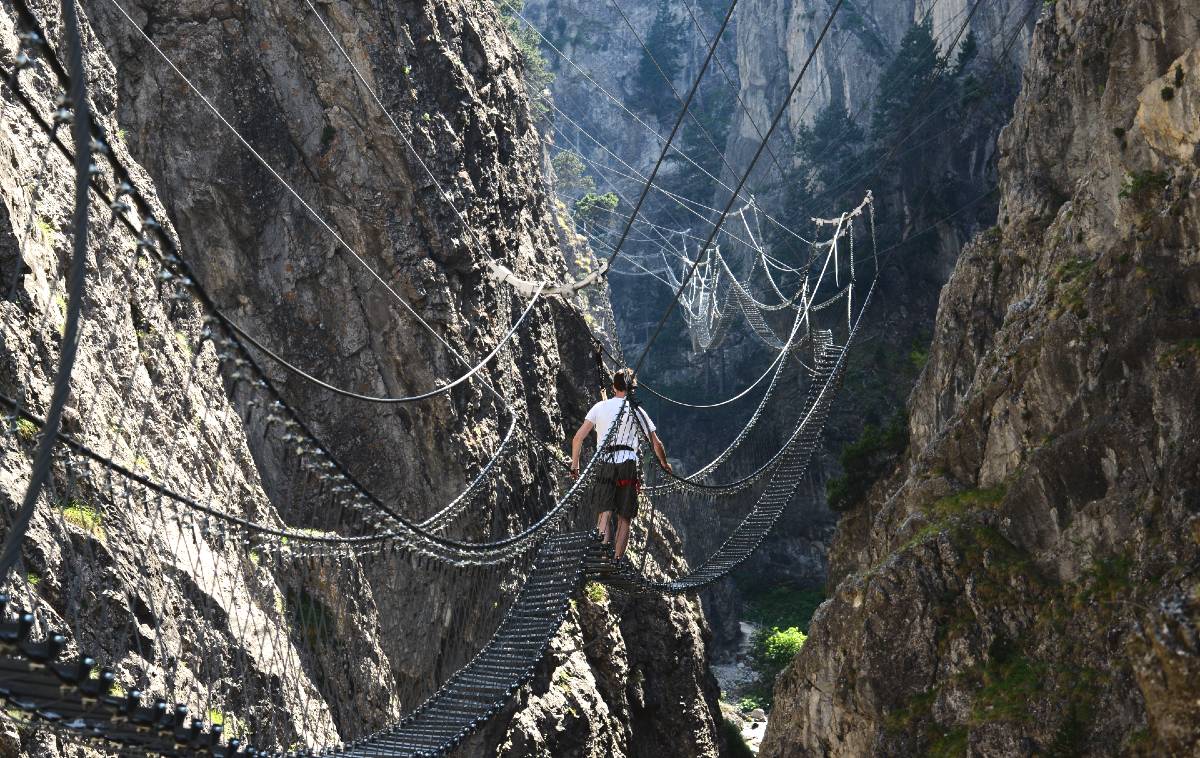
[660,459,673,476]
[571,421,593,482]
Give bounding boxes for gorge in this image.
[0,0,1196,755]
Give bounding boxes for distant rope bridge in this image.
[0,0,910,755]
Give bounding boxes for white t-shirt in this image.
[585,397,656,463]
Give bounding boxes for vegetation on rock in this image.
[57,498,105,541]
[551,150,596,197]
[631,1,688,121]
[498,0,555,116]
[826,411,908,511]
[750,626,806,698]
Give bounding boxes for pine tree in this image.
[791,99,865,217]
[954,30,979,76]
[551,151,595,197]
[665,91,735,200]
[633,2,687,121]
[870,18,945,137]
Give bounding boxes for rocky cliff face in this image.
[1,0,722,752]
[88,0,590,707]
[762,0,1200,754]
[722,0,1038,599]
[0,0,393,750]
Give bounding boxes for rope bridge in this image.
[0,0,878,754]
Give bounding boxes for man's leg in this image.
[614,516,631,560]
[597,510,613,543]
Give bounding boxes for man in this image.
[570,368,672,560]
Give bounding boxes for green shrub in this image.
[1118,170,1169,201]
[1161,86,1175,101]
[573,191,618,227]
[969,639,1045,725]
[1076,552,1132,608]
[721,718,754,758]
[14,418,38,442]
[827,411,908,511]
[58,499,105,540]
[286,588,336,646]
[909,346,930,371]
[751,626,807,685]
[928,726,969,757]
[551,151,595,196]
[584,581,608,604]
[1158,337,1200,367]
[928,486,1006,521]
[737,694,764,712]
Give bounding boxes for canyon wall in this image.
[1,0,393,749]
[763,0,1200,753]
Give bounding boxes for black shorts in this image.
[599,460,640,520]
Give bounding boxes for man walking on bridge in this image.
[570,368,671,560]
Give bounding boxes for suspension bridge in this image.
[0,0,900,754]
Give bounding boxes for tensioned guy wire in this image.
[5,5,599,562]
[226,283,546,404]
[103,0,535,417]
[598,0,739,267]
[504,0,824,248]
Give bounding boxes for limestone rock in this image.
[762,0,1200,755]
[1136,48,1200,165]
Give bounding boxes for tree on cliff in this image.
[791,99,865,217]
[860,17,958,246]
[499,0,554,119]
[870,18,948,137]
[954,30,979,76]
[632,1,688,122]
[574,191,620,234]
[666,92,735,205]
[552,150,596,197]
